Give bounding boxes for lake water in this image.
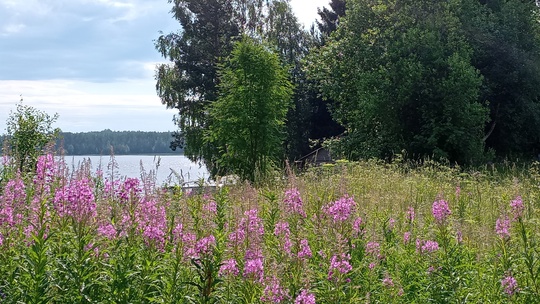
[63,154,210,185]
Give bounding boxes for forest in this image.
[55,130,176,155]
[155,0,540,181]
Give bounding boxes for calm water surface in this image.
[64,154,209,185]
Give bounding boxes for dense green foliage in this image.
[309,0,540,163]
[460,0,540,158]
[155,0,341,174]
[157,0,540,173]
[309,0,490,164]
[205,37,293,182]
[57,130,176,155]
[3,103,60,173]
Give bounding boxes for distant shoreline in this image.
[61,153,185,157]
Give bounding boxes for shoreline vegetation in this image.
[2,130,181,156]
[1,154,539,302]
[56,129,179,155]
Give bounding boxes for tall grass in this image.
[0,154,539,303]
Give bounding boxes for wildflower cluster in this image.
[432,199,451,224]
[0,155,538,303]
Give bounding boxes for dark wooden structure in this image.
[294,147,334,169]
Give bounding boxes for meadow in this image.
[1,155,539,303]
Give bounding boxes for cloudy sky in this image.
[0,0,329,134]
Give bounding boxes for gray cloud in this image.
[0,0,321,133]
[0,0,178,82]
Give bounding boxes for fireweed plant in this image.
[0,155,540,303]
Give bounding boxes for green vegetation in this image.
[309,0,489,163]
[155,0,342,177]
[206,37,294,182]
[57,130,177,155]
[156,0,540,177]
[3,102,60,173]
[1,154,540,302]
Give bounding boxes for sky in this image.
[0,0,330,134]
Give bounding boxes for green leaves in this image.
[308,0,489,164]
[5,102,60,173]
[205,36,294,183]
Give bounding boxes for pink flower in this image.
[1,176,26,226]
[328,253,352,280]
[274,222,290,236]
[195,235,216,256]
[228,209,265,250]
[0,206,14,227]
[261,276,289,303]
[228,228,246,246]
[432,199,451,224]
[352,217,364,235]
[419,240,439,254]
[298,239,312,260]
[135,199,167,249]
[427,265,440,274]
[202,201,217,214]
[496,216,511,239]
[323,195,356,223]
[219,259,239,277]
[388,218,395,230]
[34,154,59,184]
[365,242,380,257]
[182,232,197,258]
[53,178,96,222]
[416,239,439,254]
[406,206,415,223]
[403,232,411,244]
[98,224,117,239]
[294,289,316,304]
[510,196,524,220]
[172,223,183,243]
[456,230,463,244]
[501,275,519,296]
[283,188,306,217]
[274,222,292,255]
[382,274,394,287]
[244,249,264,282]
[244,209,265,237]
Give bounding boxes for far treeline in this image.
[55,130,178,155]
[155,0,540,182]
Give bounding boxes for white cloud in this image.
[0,0,331,133]
[0,23,26,36]
[0,78,175,133]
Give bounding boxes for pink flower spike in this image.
[283,188,306,217]
[406,206,415,223]
[261,276,289,303]
[298,239,313,260]
[432,199,451,224]
[219,259,239,277]
[323,195,356,223]
[495,216,511,239]
[403,232,411,244]
[510,196,524,220]
[382,274,394,287]
[501,275,519,296]
[294,289,316,304]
